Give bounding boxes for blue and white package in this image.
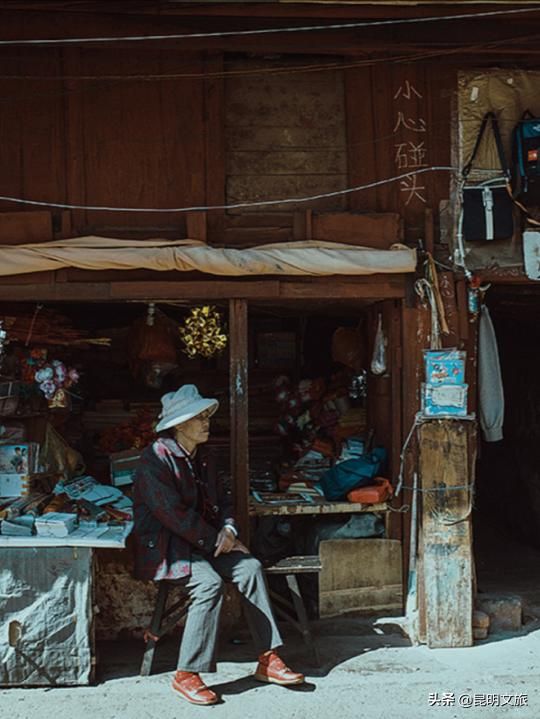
[422,383,468,417]
[424,349,466,386]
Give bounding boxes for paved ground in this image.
[2,613,539,719]
[3,516,539,719]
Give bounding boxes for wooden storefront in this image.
[1,1,540,662]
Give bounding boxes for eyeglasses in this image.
[195,409,213,421]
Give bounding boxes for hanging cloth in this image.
[478,305,505,442]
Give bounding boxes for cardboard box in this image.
[110,449,141,487]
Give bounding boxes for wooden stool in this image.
[264,555,322,665]
[140,581,190,676]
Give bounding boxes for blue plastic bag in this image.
[320,447,387,501]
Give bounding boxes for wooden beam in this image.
[0,275,408,301]
[419,419,474,648]
[229,298,249,544]
[0,282,111,300]
[401,304,430,635]
[387,300,402,541]
[279,277,406,299]
[111,281,281,300]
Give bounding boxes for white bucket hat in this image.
[156,384,218,433]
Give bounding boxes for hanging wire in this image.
[0,6,537,46]
[0,165,456,213]
[1,30,540,82]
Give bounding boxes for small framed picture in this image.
[0,444,32,474]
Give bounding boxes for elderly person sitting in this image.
[133,384,304,705]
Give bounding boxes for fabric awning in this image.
[0,237,416,277]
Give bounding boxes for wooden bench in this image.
[263,555,322,665]
[141,554,322,676]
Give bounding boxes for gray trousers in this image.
[172,551,283,673]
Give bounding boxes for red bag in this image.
[346,477,393,504]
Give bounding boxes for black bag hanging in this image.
[461,112,514,242]
[511,110,540,200]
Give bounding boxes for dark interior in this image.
[475,285,540,604]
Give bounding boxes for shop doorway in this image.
[474,284,540,611]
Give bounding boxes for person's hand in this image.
[214,526,236,557]
[232,539,250,554]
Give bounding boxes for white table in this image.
[0,522,133,686]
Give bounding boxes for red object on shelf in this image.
[346,477,393,504]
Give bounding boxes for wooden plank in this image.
[225,60,347,214]
[227,126,342,152]
[312,211,401,248]
[424,208,435,255]
[226,175,347,214]
[455,279,469,343]
[228,150,346,176]
[319,539,403,617]
[388,300,402,541]
[62,47,86,233]
[279,277,406,299]
[419,420,473,648]
[204,52,226,242]
[186,212,207,243]
[0,275,407,302]
[0,271,56,286]
[345,66,377,211]
[226,213,293,228]
[0,211,52,245]
[401,304,430,633]
[0,282,110,300]
[221,226,292,246]
[477,267,529,283]
[229,299,249,544]
[250,500,388,517]
[109,280,281,300]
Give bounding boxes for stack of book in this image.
[0,515,35,536]
[35,512,78,538]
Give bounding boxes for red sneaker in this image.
[254,651,305,686]
[171,671,218,705]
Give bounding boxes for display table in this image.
[0,523,132,686]
[0,521,133,548]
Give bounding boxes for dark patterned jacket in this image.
[132,437,234,581]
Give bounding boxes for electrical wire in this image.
[0,165,456,213]
[2,30,540,82]
[0,6,538,46]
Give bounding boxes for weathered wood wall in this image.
[0,11,456,245]
[225,58,347,213]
